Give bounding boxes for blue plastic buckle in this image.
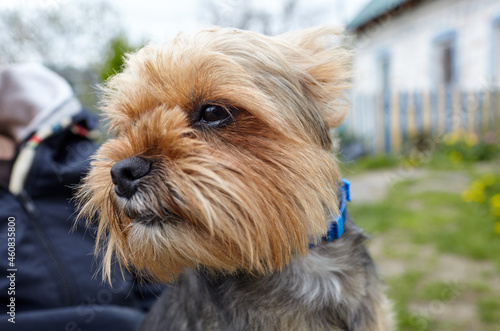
[310,178,350,247]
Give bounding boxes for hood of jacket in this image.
[0,63,99,196]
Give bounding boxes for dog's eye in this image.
[199,105,231,126]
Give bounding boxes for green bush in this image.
[439,130,500,163]
[477,297,500,323]
[344,154,399,171]
[99,33,143,82]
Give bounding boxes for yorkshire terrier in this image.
[78,26,393,330]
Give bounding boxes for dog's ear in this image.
[278,27,352,128]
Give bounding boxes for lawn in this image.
[345,158,500,331]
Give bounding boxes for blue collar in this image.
[309,178,350,248]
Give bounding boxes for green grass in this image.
[418,281,465,302]
[388,270,433,331]
[477,297,500,324]
[350,180,500,268]
[347,158,500,330]
[338,154,400,174]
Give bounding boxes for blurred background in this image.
[1,0,499,330]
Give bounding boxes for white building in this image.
[343,0,500,154]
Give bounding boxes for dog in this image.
[78,26,393,330]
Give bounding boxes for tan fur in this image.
[77,27,352,283]
[76,26,395,331]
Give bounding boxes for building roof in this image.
[347,0,411,31]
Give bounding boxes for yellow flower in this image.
[481,174,496,186]
[472,180,486,191]
[465,132,478,146]
[474,191,486,203]
[448,151,463,163]
[491,194,500,216]
[462,190,473,202]
[491,194,500,208]
[462,189,486,203]
[495,221,500,235]
[444,131,460,145]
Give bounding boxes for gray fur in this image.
[140,215,390,331]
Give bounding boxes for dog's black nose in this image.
[111,157,151,199]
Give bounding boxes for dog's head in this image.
[78,27,351,283]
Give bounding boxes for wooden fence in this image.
[341,89,500,154]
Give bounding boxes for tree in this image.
[201,0,330,36]
[99,33,143,82]
[0,0,120,68]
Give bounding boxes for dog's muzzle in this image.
[111,156,151,199]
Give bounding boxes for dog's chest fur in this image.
[141,218,389,331]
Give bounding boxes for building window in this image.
[439,41,453,85]
[434,31,457,89]
[378,51,390,94]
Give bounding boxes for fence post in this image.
[377,93,385,154]
[407,91,416,139]
[383,91,391,154]
[497,90,500,131]
[452,88,461,132]
[423,91,431,134]
[437,87,445,135]
[467,91,475,133]
[391,92,401,153]
[351,94,358,136]
[482,90,490,133]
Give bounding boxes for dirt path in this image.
[346,168,472,203]
[346,168,425,203]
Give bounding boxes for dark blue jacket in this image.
[0,111,161,331]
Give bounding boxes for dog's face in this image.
[78,27,351,283]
